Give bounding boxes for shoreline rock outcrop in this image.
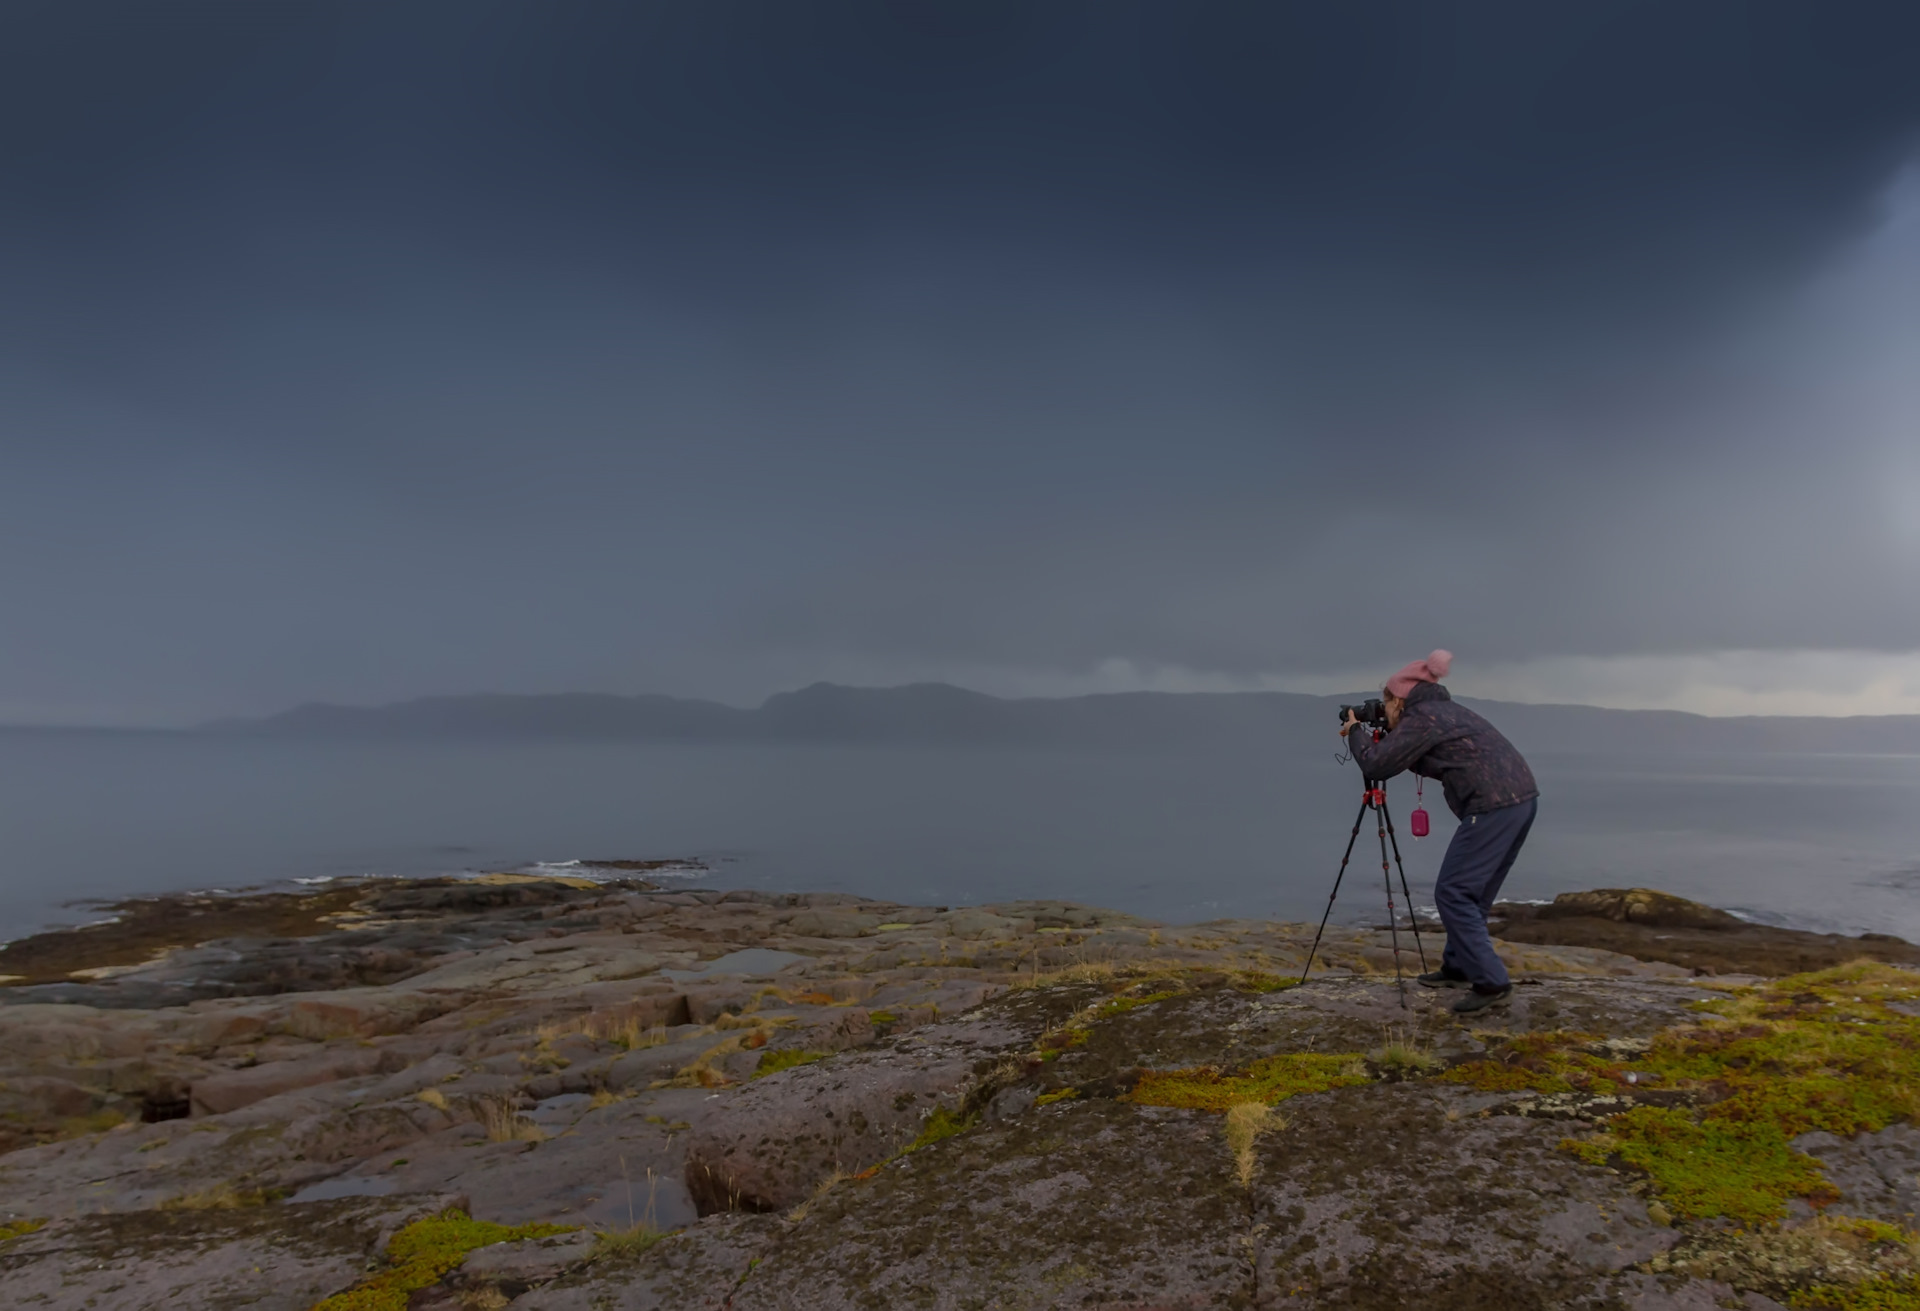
[0,876,1913,1309]
[1493,886,1920,976]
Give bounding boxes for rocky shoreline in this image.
[0,877,1915,1309]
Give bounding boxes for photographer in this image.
[1340,650,1538,1014]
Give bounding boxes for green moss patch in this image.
[903,1106,977,1153]
[752,1049,830,1078]
[1561,962,1920,1225]
[1024,980,1188,1067]
[1567,1107,1834,1226]
[588,1225,674,1263]
[311,1209,574,1311]
[1792,1275,1920,1310]
[1125,1052,1368,1112]
[1441,1030,1613,1094]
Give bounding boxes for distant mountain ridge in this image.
[207,682,1920,754]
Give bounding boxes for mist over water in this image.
[1,730,1915,946]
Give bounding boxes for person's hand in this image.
[1340,710,1360,738]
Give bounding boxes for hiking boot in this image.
[1417,967,1471,989]
[1451,985,1513,1014]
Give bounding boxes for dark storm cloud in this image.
[2,2,1918,720]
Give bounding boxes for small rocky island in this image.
[1,876,1917,1310]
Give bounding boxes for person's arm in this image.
[1348,712,1441,781]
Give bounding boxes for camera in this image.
[1339,698,1388,728]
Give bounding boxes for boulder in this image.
[1540,888,1745,931]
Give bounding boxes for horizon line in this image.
[7,679,1920,732]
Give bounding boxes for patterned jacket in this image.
[1347,682,1538,818]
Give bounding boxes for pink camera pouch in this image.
[1409,777,1430,837]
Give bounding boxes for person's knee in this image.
[1434,877,1479,913]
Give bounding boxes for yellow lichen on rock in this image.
[0,1217,47,1243]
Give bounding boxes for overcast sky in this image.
[4,1,1919,724]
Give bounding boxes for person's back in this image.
[1342,650,1537,1014]
[1358,681,1537,819]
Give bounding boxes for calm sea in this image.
[1,729,1916,944]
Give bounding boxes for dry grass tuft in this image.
[658,1026,773,1089]
[476,1096,545,1144]
[535,1007,671,1052]
[785,1167,849,1223]
[1368,1027,1442,1075]
[589,1224,672,1262]
[415,1087,450,1111]
[1224,1102,1280,1189]
[158,1184,281,1210]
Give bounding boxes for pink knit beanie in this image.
[1385,649,1453,700]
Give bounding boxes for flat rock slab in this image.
[1255,1082,1675,1308]
[1045,976,1719,1097]
[685,1048,980,1213]
[663,948,811,981]
[729,1098,1248,1311]
[0,1193,457,1311]
[507,1213,778,1310]
[190,1045,391,1115]
[1793,1122,1920,1225]
[456,1228,597,1294]
[343,1089,712,1230]
[0,882,1900,1311]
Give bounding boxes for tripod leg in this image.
[1299,797,1372,986]
[1375,802,1407,1008]
[1379,799,1430,973]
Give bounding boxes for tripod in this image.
[1298,756,1430,1007]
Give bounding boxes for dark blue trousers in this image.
[1436,797,1537,989]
